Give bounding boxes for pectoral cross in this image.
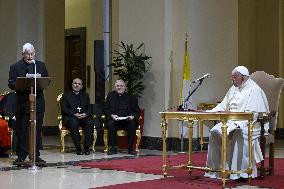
[77,107,81,113]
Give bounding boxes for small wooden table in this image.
[160,111,253,187]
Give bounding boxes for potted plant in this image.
[111,41,151,98]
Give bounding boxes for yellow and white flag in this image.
[179,36,191,110]
[179,34,192,139]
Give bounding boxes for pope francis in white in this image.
[204,66,269,180]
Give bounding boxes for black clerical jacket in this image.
[61,91,92,125]
[8,59,49,113]
[104,91,140,123]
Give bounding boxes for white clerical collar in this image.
[117,92,125,97]
[73,91,80,95]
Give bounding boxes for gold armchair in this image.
[102,115,142,153]
[250,71,284,178]
[0,91,16,152]
[56,93,97,152]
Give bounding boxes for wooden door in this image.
[64,27,86,91]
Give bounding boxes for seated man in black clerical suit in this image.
[104,79,140,155]
[61,78,94,155]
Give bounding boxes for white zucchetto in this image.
[234,66,249,76]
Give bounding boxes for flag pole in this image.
[180,32,189,153]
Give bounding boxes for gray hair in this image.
[22,43,35,53]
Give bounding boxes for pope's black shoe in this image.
[235,177,248,182]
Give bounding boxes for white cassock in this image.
[204,78,269,180]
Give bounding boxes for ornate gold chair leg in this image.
[60,131,68,152]
[92,129,97,152]
[104,129,109,153]
[136,130,141,153]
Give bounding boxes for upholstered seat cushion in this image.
[265,134,275,144]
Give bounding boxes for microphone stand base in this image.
[177,151,187,154]
[28,165,41,171]
[13,161,46,168]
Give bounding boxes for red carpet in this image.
[76,152,284,189]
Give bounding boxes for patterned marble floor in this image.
[0,136,283,189]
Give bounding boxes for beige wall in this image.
[65,0,91,29]
[43,0,65,126]
[239,0,284,128]
[90,0,104,100]
[118,0,166,137]
[117,0,238,137]
[0,0,283,134]
[0,0,17,92]
[0,0,65,127]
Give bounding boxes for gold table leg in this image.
[199,120,204,151]
[248,120,253,182]
[188,120,194,175]
[161,119,168,177]
[221,121,228,187]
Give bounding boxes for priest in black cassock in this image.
[104,79,140,155]
[61,78,94,155]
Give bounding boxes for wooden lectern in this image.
[15,77,50,165]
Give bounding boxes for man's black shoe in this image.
[107,147,117,155]
[84,149,91,155]
[0,153,9,158]
[35,157,46,163]
[13,157,26,165]
[235,177,248,182]
[128,149,137,155]
[76,149,84,155]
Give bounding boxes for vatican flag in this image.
[179,36,191,110]
[179,34,191,138]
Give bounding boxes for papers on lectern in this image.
[26,73,42,78]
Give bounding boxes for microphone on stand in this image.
[192,73,211,83]
[31,60,36,75]
[32,59,37,168]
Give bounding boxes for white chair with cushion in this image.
[250,71,284,178]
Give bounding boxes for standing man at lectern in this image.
[8,43,49,165]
